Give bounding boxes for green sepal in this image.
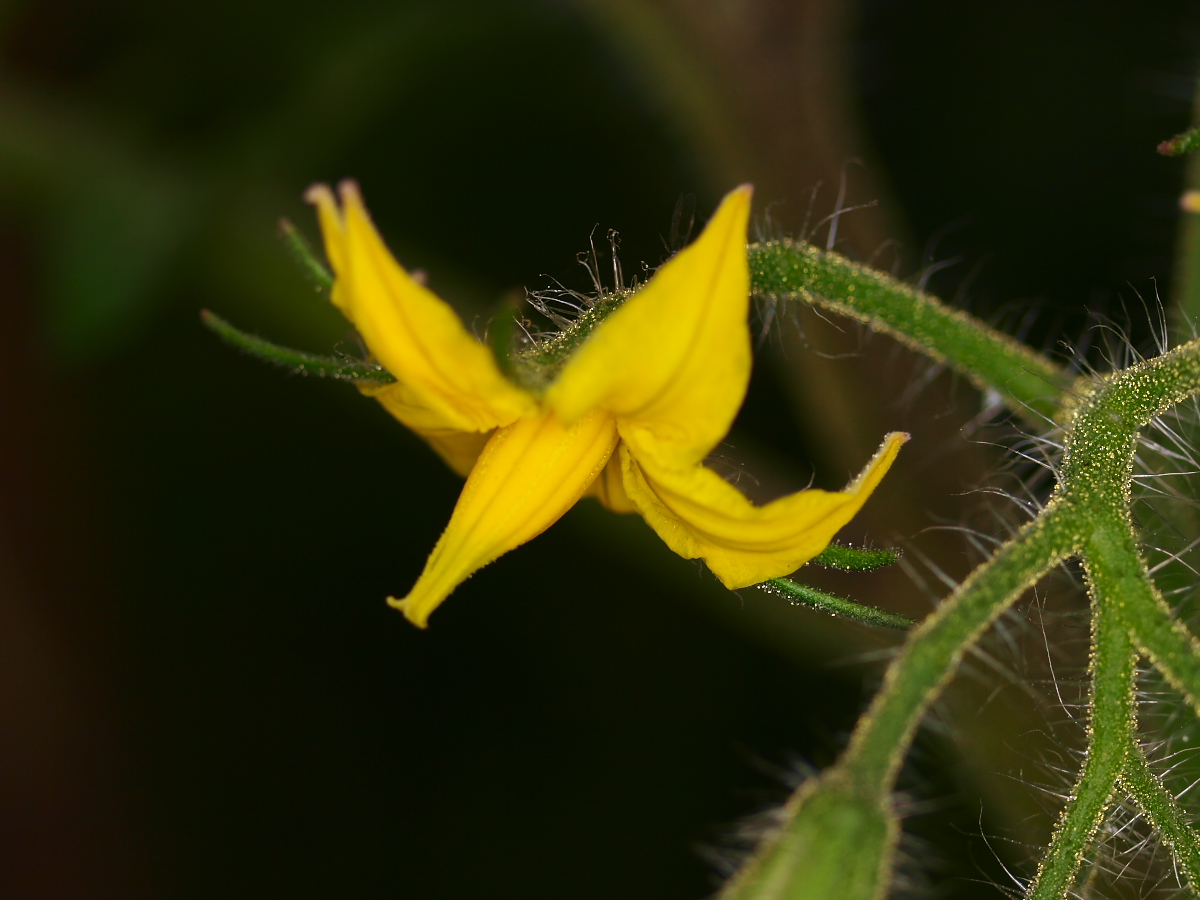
[279,218,334,291]
[1159,125,1200,157]
[487,292,523,384]
[201,310,396,383]
[759,578,912,631]
[810,541,902,572]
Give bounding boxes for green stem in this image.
[1121,741,1200,892]
[748,241,1071,423]
[810,542,902,572]
[758,578,912,631]
[1118,562,1200,717]
[839,503,1076,791]
[1024,339,1200,895]
[1059,338,1200,717]
[721,223,1200,899]
[725,334,1200,897]
[1081,518,1200,717]
[1025,582,1135,900]
[201,310,396,383]
[279,218,334,291]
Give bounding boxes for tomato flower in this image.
[305,181,906,627]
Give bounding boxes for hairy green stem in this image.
[1026,559,1136,900]
[1119,562,1200,717]
[722,509,1075,900]
[1067,340,1200,443]
[1121,741,1200,892]
[727,324,1200,897]
[1020,337,1200,896]
[810,542,902,572]
[1100,518,1200,894]
[758,578,912,631]
[1063,342,1200,717]
[201,310,396,382]
[840,504,1075,791]
[748,241,1070,423]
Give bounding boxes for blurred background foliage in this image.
[1,1,1198,897]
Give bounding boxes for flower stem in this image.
[723,508,1075,900]
[725,232,1200,899]
[1118,560,1200,717]
[748,241,1071,423]
[837,505,1075,792]
[1121,741,1200,892]
[1025,568,1136,900]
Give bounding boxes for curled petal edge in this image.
[621,432,909,589]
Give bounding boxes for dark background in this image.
[1,1,1197,897]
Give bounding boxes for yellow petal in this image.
[585,453,638,514]
[305,181,536,433]
[415,428,493,479]
[393,410,620,628]
[546,185,753,469]
[358,381,491,477]
[621,432,908,588]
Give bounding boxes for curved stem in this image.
[1121,742,1200,893]
[748,240,1070,423]
[1088,522,1200,717]
[723,237,1200,900]
[1025,594,1136,900]
[839,503,1075,792]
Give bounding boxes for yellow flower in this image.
[305,181,907,627]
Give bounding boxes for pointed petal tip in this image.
[337,178,364,205]
[303,182,336,206]
[846,430,908,494]
[303,180,367,220]
[884,431,911,457]
[875,429,910,460]
[388,595,432,629]
[337,180,386,240]
[716,183,753,217]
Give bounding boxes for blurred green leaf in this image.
[46,171,198,361]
